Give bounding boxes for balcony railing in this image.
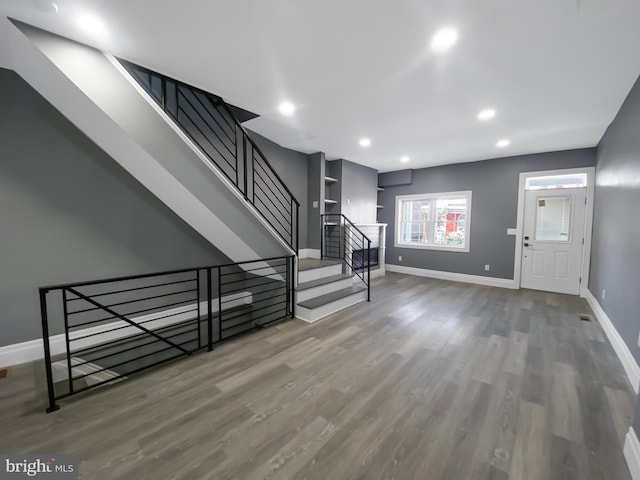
[39,256,295,412]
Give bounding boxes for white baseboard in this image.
[625,428,640,480]
[585,290,640,394]
[0,292,252,368]
[386,264,517,289]
[298,249,321,259]
[368,268,385,279]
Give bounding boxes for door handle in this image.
[524,243,530,247]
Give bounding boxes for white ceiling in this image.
[2,0,640,172]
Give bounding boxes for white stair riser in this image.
[295,291,367,323]
[295,277,354,303]
[298,264,343,283]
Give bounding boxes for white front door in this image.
[520,187,586,295]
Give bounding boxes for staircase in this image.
[295,259,368,322]
[8,20,298,264]
[118,59,300,253]
[10,20,374,338]
[295,214,373,322]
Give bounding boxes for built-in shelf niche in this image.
[377,186,384,221]
[324,170,339,212]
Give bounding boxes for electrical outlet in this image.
[602,289,606,301]
[398,256,402,262]
[312,200,318,208]
[484,264,490,271]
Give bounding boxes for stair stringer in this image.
[8,19,293,265]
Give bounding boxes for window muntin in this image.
[396,191,471,252]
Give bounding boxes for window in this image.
[395,191,471,252]
[535,196,572,242]
[525,173,587,190]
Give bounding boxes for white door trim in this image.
[513,167,595,297]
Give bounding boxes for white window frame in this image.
[394,191,472,253]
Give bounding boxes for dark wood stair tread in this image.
[297,286,366,309]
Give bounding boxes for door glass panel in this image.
[535,196,571,241]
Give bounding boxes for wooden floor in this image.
[0,273,635,479]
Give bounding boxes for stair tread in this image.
[297,286,367,309]
[298,258,342,271]
[298,274,353,291]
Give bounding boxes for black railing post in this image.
[218,268,223,342]
[39,289,59,413]
[62,289,73,395]
[286,257,291,318]
[341,216,345,272]
[290,256,296,318]
[251,149,256,206]
[367,238,371,301]
[295,203,299,253]
[196,270,202,349]
[234,123,240,189]
[207,268,213,351]
[290,199,294,251]
[320,215,324,259]
[241,126,248,200]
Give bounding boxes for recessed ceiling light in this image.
[477,109,496,121]
[359,137,371,148]
[77,13,109,40]
[496,139,510,148]
[401,156,410,163]
[278,101,295,117]
[430,27,458,52]
[34,0,59,13]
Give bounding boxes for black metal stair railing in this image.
[39,255,295,412]
[320,214,371,301]
[119,60,300,253]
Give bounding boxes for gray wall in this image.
[248,130,310,250]
[592,76,639,454]
[378,169,412,187]
[635,399,640,438]
[324,159,378,225]
[340,159,378,225]
[0,69,229,346]
[306,152,325,250]
[590,75,640,365]
[378,149,596,279]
